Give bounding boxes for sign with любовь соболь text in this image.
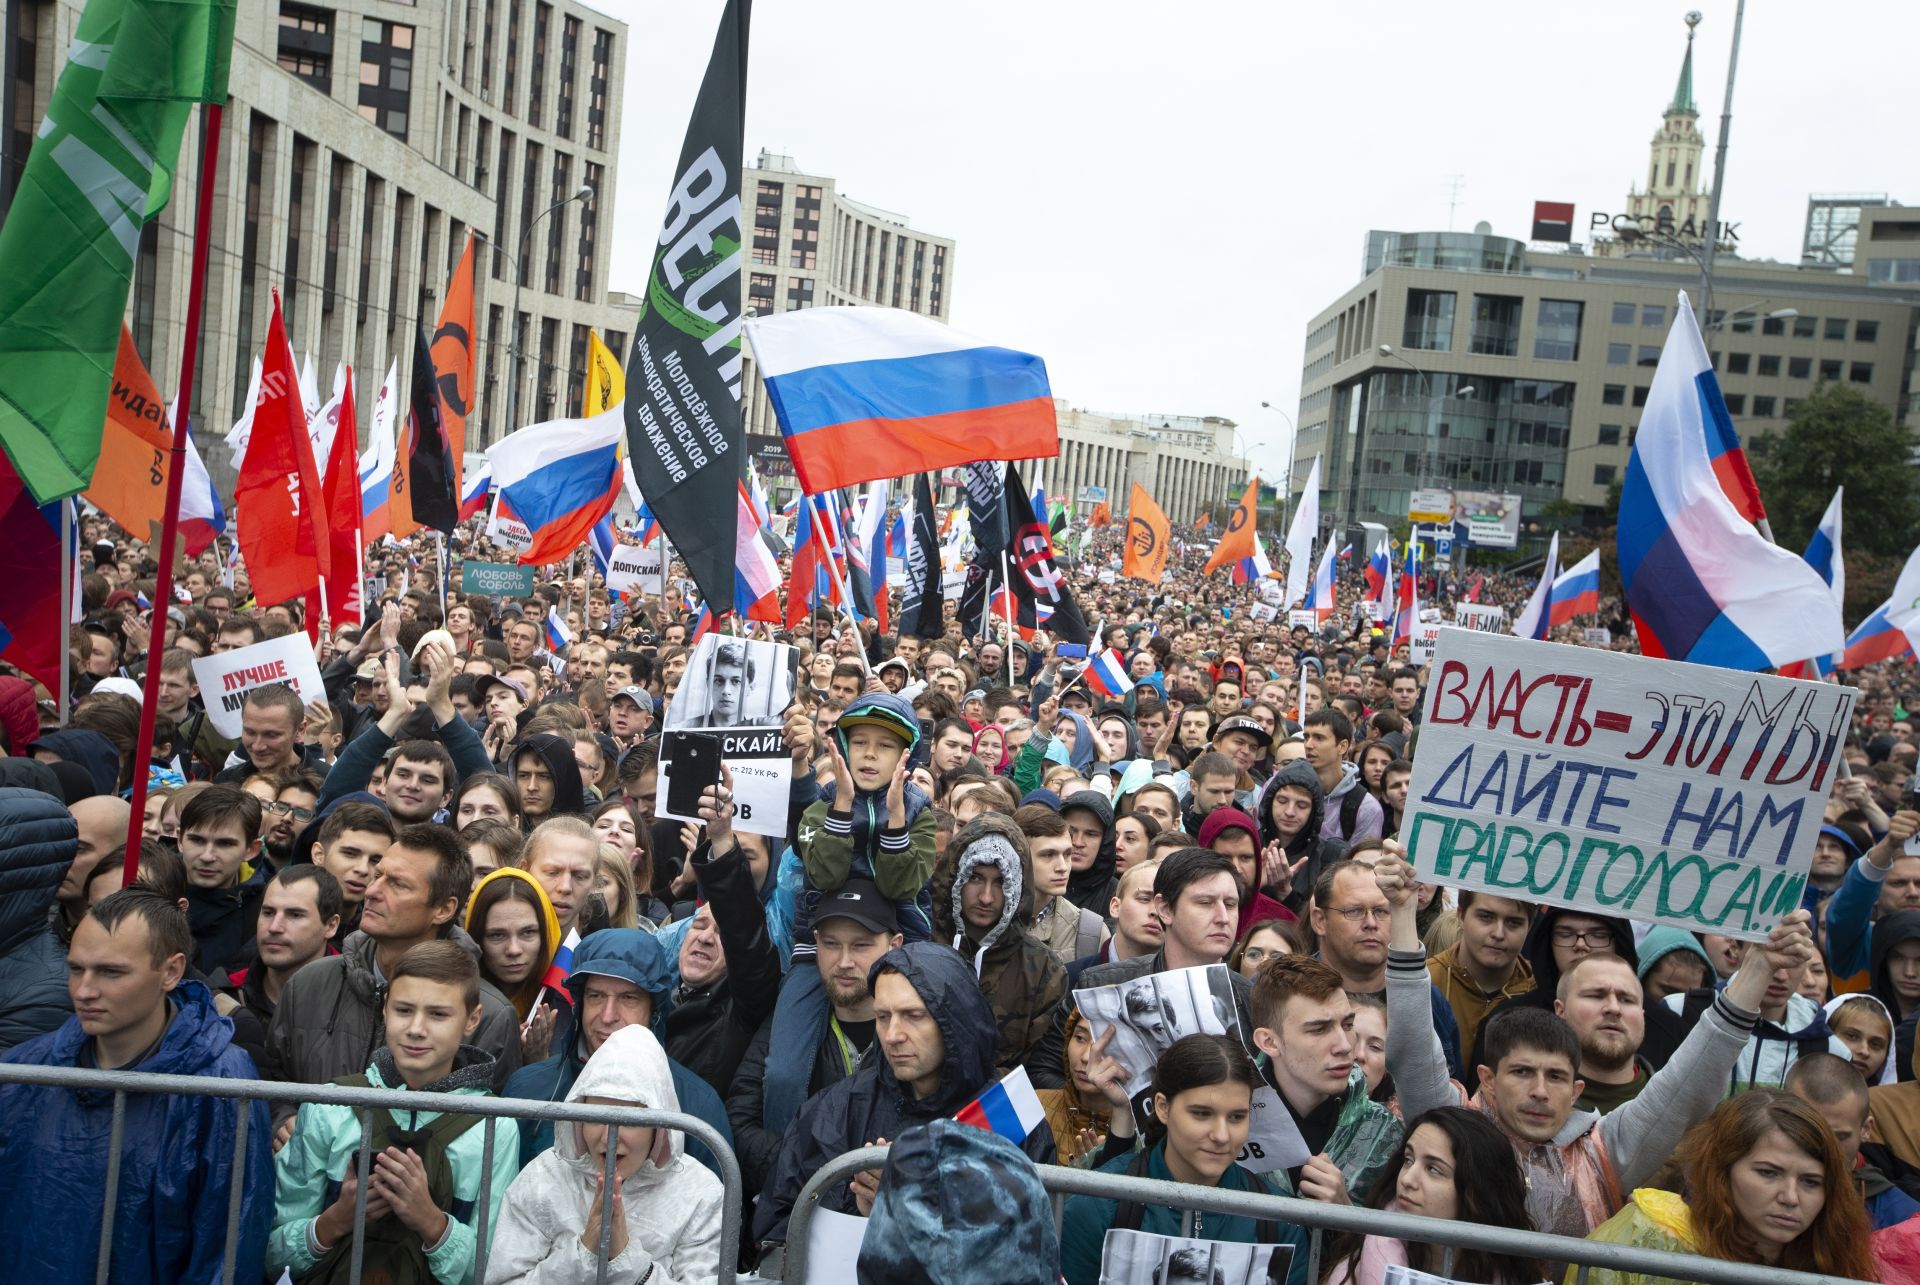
[1402,629,1853,940]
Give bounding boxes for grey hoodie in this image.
[1319,761,1384,844]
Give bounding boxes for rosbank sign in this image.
[1590,210,1740,245]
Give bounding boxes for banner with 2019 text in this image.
[1403,629,1854,940]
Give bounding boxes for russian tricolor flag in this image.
[1617,294,1843,669]
[1390,544,1418,647]
[545,604,573,653]
[1083,648,1134,700]
[1512,533,1559,642]
[459,459,494,522]
[358,359,398,543]
[1310,541,1337,623]
[1365,546,1391,604]
[1782,488,1846,678]
[1840,541,1920,670]
[173,405,227,558]
[1548,549,1601,627]
[485,409,623,565]
[953,1066,1046,1144]
[744,306,1059,494]
[541,928,582,1000]
[733,480,783,624]
[589,514,617,579]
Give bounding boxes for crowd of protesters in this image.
[0,507,1916,1284]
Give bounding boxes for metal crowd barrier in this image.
[0,1063,744,1285]
[782,1144,1869,1285]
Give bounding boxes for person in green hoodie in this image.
[268,941,520,1284]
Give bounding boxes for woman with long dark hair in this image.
[1577,1089,1876,1284]
[1058,1034,1304,1284]
[1321,1106,1540,1284]
[453,771,521,829]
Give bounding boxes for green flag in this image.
[0,0,236,503]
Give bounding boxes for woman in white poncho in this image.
[484,1024,723,1283]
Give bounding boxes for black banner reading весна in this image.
[622,0,750,615]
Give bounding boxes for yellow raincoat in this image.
[1568,1188,1698,1285]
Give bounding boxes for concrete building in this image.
[1289,30,1920,532]
[4,0,631,488]
[1031,407,1246,528]
[736,150,956,499]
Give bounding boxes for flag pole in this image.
[809,491,869,677]
[998,549,1015,687]
[124,103,224,879]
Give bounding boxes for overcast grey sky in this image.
[592,0,1917,479]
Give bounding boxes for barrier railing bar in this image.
[474,1117,498,1282]
[597,1121,618,1285]
[349,1105,372,1285]
[1,1065,743,1285]
[783,1146,1869,1285]
[96,1090,126,1285]
[1439,1242,1454,1277]
[221,1101,251,1285]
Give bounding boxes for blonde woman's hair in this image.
[595,843,639,929]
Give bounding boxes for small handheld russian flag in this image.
[541,928,582,999]
[953,1065,1046,1143]
[544,604,573,653]
[1082,648,1135,700]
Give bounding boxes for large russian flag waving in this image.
[1548,549,1600,627]
[1512,533,1559,641]
[1364,546,1390,604]
[484,409,624,566]
[1310,541,1336,623]
[744,306,1058,494]
[1617,294,1843,669]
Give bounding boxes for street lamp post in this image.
[504,183,594,438]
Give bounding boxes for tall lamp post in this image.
[504,183,594,437]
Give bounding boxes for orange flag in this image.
[1122,483,1170,582]
[1202,477,1261,574]
[394,233,476,537]
[84,326,171,539]
[1090,501,1112,528]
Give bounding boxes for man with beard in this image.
[1554,952,1651,1113]
[258,772,322,872]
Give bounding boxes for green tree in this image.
[1748,382,1920,556]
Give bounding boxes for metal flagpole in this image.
[436,532,448,616]
[124,103,225,876]
[999,549,1015,687]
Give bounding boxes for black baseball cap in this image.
[815,879,898,935]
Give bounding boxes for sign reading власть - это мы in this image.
[1403,629,1855,940]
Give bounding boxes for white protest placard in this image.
[191,635,328,738]
[656,635,799,839]
[487,508,533,555]
[1363,600,1386,622]
[1584,626,1614,646]
[802,1206,866,1285]
[1453,603,1506,633]
[1249,602,1278,622]
[603,541,664,594]
[1287,610,1319,630]
[1099,1228,1293,1285]
[1403,629,1856,940]
[1257,580,1283,605]
[1409,621,1442,665]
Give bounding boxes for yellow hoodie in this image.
[464,867,563,1019]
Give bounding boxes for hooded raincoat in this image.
[485,1026,723,1284]
[939,823,1067,1072]
[0,980,273,1285]
[1569,1187,1699,1285]
[1058,789,1118,915]
[1254,758,1349,910]
[857,1120,1061,1285]
[753,941,1057,1244]
[0,786,75,1051]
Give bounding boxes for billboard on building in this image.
[1407,488,1453,525]
[1532,200,1575,242]
[1078,485,1109,505]
[1452,490,1522,548]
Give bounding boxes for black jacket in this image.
[753,942,1057,1244]
[1059,790,1117,916]
[186,862,267,977]
[1469,905,1639,1073]
[0,787,76,1053]
[662,836,783,1100]
[726,999,863,1195]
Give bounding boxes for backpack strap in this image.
[1106,1146,1156,1233]
[1339,787,1364,838]
[1075,904,1105,959]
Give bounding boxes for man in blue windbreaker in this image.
[0,888,272,1283]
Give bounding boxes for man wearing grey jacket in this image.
[1373,846,1815,1241]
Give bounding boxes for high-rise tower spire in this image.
[1670,14,1698,115]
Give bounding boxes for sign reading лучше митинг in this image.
[1403,629,1854,941]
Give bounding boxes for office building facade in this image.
[4,0,630,489]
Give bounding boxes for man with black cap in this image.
[1211,713,1273,787]
[727,879,904,1194]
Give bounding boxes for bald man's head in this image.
[62,795,130,903]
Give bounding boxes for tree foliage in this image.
[1749,382,1920,557]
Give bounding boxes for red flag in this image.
[238,291,328,607]
[306,367,364,635]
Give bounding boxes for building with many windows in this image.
[3,0,630,489]
[1034,407,1246,528]
[1289,33,1920,533]
[733,151,957,499]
